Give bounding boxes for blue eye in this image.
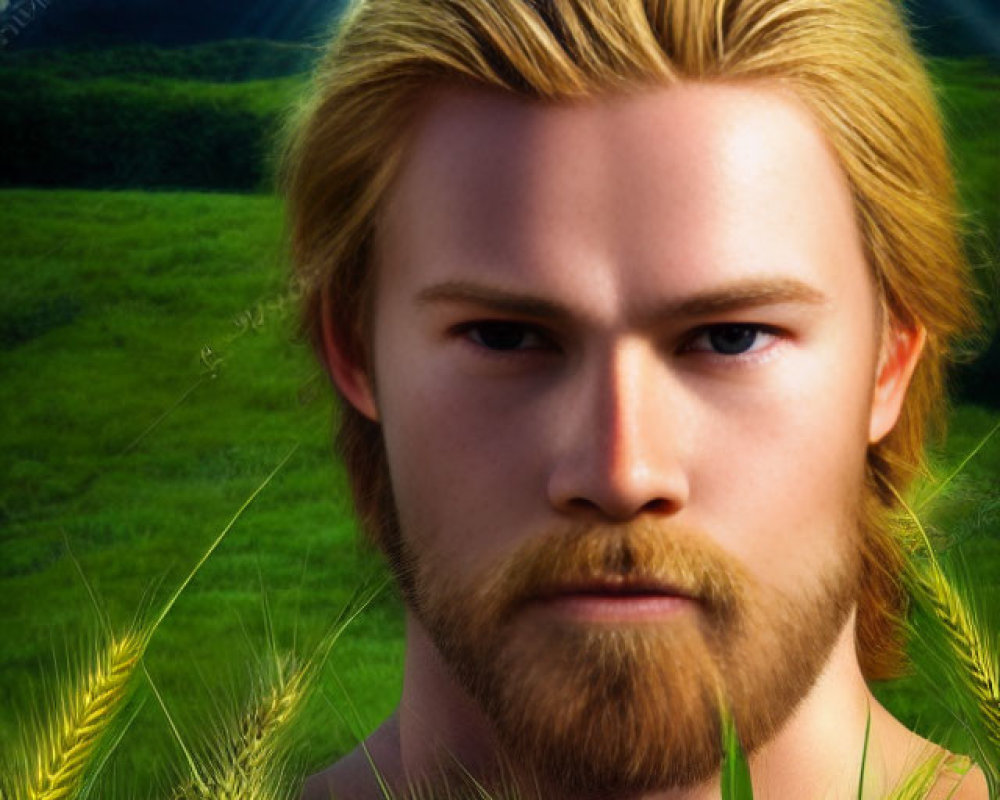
[709,325,759,354]
[686,324,776,356]
[462,321,550,352]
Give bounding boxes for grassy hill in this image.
[0,188,403,797]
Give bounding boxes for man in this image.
[284,0,988,797]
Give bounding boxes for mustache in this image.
[471,520,750,623]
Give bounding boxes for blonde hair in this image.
[279,0,976,680]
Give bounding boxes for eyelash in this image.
[680,324,781,360]
[453,321,784,362]
[454,321,555,355]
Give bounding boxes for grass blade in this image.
[857,706,872,800]
[916,419,1000,512]
[720,709,754,799]
[148,443,300,639]
[76,695,146,800]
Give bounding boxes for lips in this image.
[524,578,697,616]
[535,578,693,601]
[523,579,697,623]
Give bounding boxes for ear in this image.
[319,287,380,422]
[868,320,926,444]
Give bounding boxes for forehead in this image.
[377,81,866,310]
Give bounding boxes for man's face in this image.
[356,82,887,792]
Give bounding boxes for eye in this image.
[682,324,778,357]
[457,321,553,353]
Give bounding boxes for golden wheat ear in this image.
[159,572,387,800]
[8,630,144,800]
[905,556,1000,794]
[6,447,298,800]
[885,479,1000,796]
[162,652,309,800]
[3,532,146,800]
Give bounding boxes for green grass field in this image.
[0,189,405,796]
[0,187,997,797]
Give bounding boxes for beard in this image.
[383,518,861,797]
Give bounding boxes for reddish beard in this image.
[388,521,860,796]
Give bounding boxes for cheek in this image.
[689,357,873,578]
[376,349,548,563]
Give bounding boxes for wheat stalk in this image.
[215,658,309,798]
[19,630,143,800]
[167,655,307,800]
[886,481,1000,787]
[884,750,950,800]
[164,578,387,800]
[909,563,1000,747]
[7,448,299,800]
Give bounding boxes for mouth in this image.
[529,579,697,622]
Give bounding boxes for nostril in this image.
[641,498,673,514]
[562,494,677,521]
[566,496,600,514]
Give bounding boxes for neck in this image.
[387,610,926,799]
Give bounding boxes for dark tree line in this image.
[5,0,348,48]
[3,0,998,58]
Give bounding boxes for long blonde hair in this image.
[279,0,977,680]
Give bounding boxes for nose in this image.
[546,340,689,521]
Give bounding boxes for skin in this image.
[301,83,987,799]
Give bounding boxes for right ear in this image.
[319,286,379,422]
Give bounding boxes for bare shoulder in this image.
[299,747,380,800]
[298,714,404,800]
[874,702,988,800]
[954,765,990,800]
[925,760,989,800]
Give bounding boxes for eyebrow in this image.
[416,277,828,326]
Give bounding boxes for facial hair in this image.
[387,520,861,797]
